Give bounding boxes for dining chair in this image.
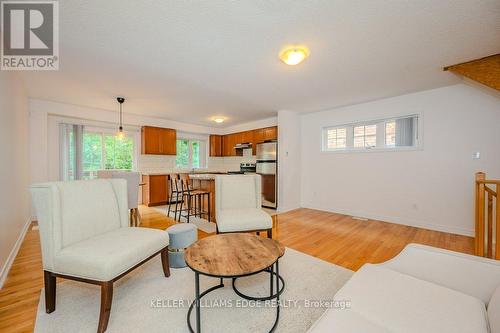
[215,174,272,237]
[111,171,141,226]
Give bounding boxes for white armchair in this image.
[111,171,141,226]
[30,179,170,333]
[308,244,500,333]
[97,170,141,226]
[215,175,273,237]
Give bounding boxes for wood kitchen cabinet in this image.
[241,130,254,143]
[209,135,223,157]
[142,174,168,206]
[216,126,278,157]
[223,133,241,157]
[141,126,177,155]
[253,128,265,144]
[263,126,278,141]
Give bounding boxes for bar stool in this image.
[167,174,182,221]
[179,177,211,223]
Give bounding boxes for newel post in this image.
[475,172,485,256]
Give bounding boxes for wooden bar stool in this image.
[179,177,211,223]
[167,174,182,221]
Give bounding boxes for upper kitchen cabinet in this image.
[141,126,177,155]
[254,126,278,144]
[263,126,278,141]
[209,135,223,157]
[241,130,254,144]
[223,133,240,157]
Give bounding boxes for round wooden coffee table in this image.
[185,233,286,333]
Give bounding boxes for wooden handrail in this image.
[485,186,497,198]
[475,172,499,259]
[477,180,500,185]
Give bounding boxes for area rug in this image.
[35,248,353,333]
[152,205,217,233]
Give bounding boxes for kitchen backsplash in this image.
[138,148,256,174]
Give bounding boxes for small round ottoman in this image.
[166,223,197,268]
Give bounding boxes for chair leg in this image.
[187,196,191,223]
[135,208,141,227]
[207,193,211,222]
[167,193,172,217]
[97,281,113,333]
[129,209,133,227]
[160,248,171,277]
[198,195,202,218]
[44,270,56,313]
[267,228,273,239]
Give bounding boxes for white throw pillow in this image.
[488,284,500,333]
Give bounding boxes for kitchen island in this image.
[189,174,218,223]
[141,172,222,223]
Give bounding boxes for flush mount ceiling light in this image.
[213,117,225,124]
[279,46,309,66]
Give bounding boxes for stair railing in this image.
[475,172,499,259]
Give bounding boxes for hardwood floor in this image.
[0,206,474,333]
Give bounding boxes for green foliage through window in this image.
[82,132,134,179]
[176,139,204,169]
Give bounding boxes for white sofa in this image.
[30,179,170,333]
[215,174,273,237]
[308,243,500,333]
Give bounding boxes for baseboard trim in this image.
[0,218,32,289]
[301,204,474,237]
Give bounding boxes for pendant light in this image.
[116,97,125,139]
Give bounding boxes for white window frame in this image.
[175,133,208,170]
[322,114,422,153]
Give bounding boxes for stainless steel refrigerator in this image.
[256,141,277,209]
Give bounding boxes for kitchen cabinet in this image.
[253,128,265,144]
[216,126,278,157]
[141,126,176,155]
[209,135,223,157]
[142,174,168,206]
[263,126,278,141]
[222,133,242,157]
[241,130,254,143]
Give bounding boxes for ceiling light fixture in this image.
[279,46,309,66]
[214,118,225,124]
[116,97,125,139]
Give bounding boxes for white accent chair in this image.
[97,170,141,227]
[308,243,500,333]
[215,174,273,237]
[111,171,141,226]
[30,179,170,333]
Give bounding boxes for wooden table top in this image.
[185,233,285,277]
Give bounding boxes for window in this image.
[385,121,396,146]
[326,127,347,149]
[176,138,207,169]
[60,124,136,180]
[354,124,377,148]
[322,115,418,152]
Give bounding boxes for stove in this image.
[227,162,256,174]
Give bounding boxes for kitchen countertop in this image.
[188,173,221,180]
[141,170,227,176]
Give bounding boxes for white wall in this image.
[0,72,31,287]
[300,84,500,236]
[278,110,301,212]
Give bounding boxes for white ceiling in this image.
[20,0,500,127]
